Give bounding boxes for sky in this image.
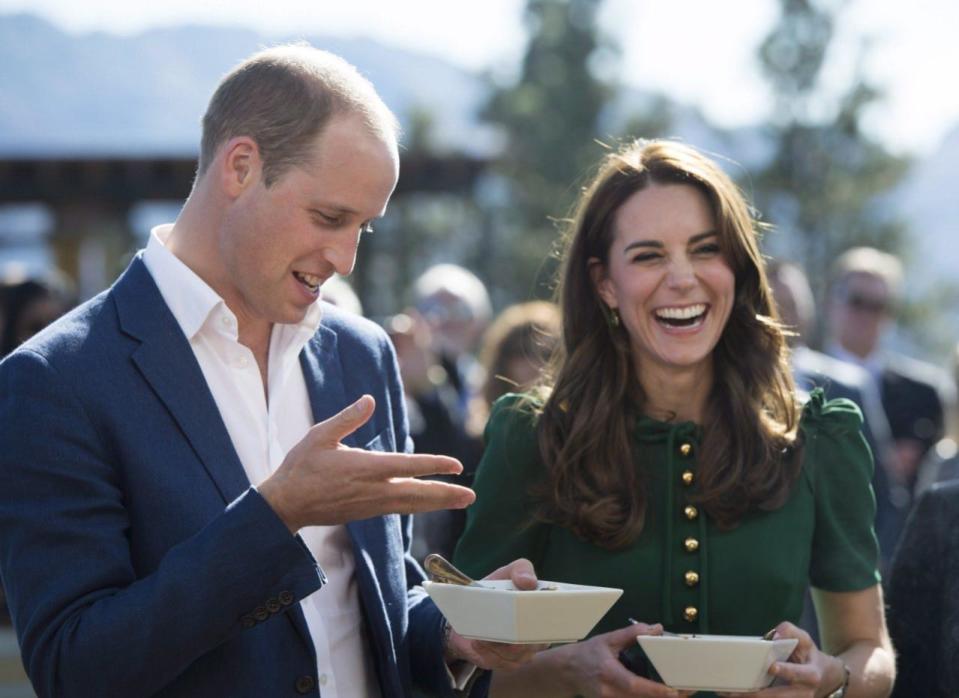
[1,0,957,155]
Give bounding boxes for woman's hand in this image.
[553,623,687,698]
[718,621,847,697]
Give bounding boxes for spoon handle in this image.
[424,553,477,586]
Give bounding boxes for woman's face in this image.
[592,183,735,381]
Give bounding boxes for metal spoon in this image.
[423,553,559,590]
[424,553,486,587]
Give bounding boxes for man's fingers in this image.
[311,395,376,445]
[339,448,463,480]
[383,478,475,513]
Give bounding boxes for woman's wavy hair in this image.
[532,139,801,550]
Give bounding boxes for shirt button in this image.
[683,606,699,622]
[684,505,699,521]
[235,355,249,369]
[681,470,694,486]
[318,674,328,687]
[294,675,315,694]
[221,315,234,328]
[684,537,699,553]
[684,570,700,587]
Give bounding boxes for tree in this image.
[753,0,912,345]
[480,0,616,303]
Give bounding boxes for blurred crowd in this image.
[2,242,957,689]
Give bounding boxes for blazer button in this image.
[266,598,282,614]
[684,537,699,553]
[295,675,315,694]
[278,590,295,606]
[683,606,698,622]
[684,570,700,587]
[240,614,256,629]
[253,606,269,622]
[679,443,693,457]
[684,505,699,521]
[681,470,694,486]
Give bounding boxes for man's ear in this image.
[588,257,617,309]
[219,137,261,197]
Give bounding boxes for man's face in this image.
[219,114,398,331]
[831,272,891,359]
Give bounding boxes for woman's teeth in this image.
[655,304,706,326]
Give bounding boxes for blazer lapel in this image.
[300,329,402,693]
[112,257,250,504]
[115,257,318,657]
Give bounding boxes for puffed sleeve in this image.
[801,389,882,590]
[453,394,549,579]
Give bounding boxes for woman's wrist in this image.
[823,656,851,698]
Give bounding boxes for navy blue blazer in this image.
[0,257,477,697]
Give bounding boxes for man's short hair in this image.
[198,43,399,186]
[829,246,903,300]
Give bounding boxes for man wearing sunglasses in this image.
[826,247,955,511]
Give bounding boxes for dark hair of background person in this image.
[197,43,399,187]
[1,274,75,357]
[466,301,561,438]
[530,139,800,550]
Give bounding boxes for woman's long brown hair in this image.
[530,139,801,550]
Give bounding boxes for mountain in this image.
[0,13,496,156]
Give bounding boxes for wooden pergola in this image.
[0,153,487,296]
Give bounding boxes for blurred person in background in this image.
[455,139,894,697]
[887,478,959,697]
[914,341,959,491]
[466,300,561,439]
[413,263,492,419]
[826,246,956,497]
[386,310,482,563]
[768,260,904,570]
[0,270,75,357]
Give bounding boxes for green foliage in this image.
[480,0,616,303]
[752,0,913,345]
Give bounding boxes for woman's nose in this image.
[666,256,696,290]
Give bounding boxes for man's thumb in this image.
[313,394,375,444]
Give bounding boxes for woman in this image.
[453,140,894,697]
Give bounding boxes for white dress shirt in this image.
[143,224,380,698]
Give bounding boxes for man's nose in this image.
[324,229,362,276]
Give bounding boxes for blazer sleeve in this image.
[888,483,953,697]
[0,349,324,698]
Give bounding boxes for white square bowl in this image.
[422,579,622,644]
[636,634,799,693]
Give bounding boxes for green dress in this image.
[453,389,880,641]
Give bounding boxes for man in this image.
[825,247,955,495]
[0,45,538,697]
[768,260,904,570]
